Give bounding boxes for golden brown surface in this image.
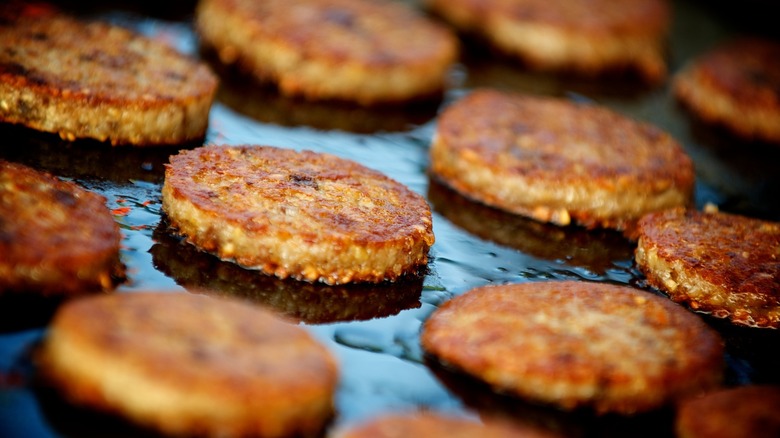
[674,37,780,144]
[636,208,780,328]
[38,291,339,437]
[676,385,780,438]
[332,412,558,438]
[0,3,217,146]
[0,160,124,295]
[429,89,694,232]
[162,145,434,284]
[425,0,669,82]
[421,281,724,414]
[196,0,458,105]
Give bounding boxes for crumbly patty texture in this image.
[425,0,669,82]
[429,89,694,232]
[333,412,558,438]
[162,145,434,285]
[421,281,724,414]
[673,37,780,144]
[636,208,780,329]
[676,385,780,438]
[0,3,217,146]
[0,160,124,295]
[195,0,458,105]
[38,292,339,437]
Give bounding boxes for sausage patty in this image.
[196,0,458,105]
[0,160,124,295]
[674,37,780,144]
[676,385,780,438]
[38,291,339,437]
[636,208,780,328]
[425,0,669,83]
[0,3,217,146]
[162,145,435,284]
[429,89,694,233]
[421,281,724,414]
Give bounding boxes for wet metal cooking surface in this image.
[1,0,779,436]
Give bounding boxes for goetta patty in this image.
[421,281,724,414]
[162,145,434,285]
[429,89,694,232]
[38,292,339,437]
[0,3,217,146]
[0,160,124,295]
[636,208,780,329]
[425,0,669,82]
[675,385,780,438]
[195,0,458,105]
[333,412,558,438]
[673,37,780,144]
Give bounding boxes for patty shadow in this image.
[424,354,676,438]
[0,295,63,333]
[150,221,424,324]
[427,178,635,275]
[202,47,442,134]
[0,123,188,184]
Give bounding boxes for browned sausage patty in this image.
[635,208,780,329]
[333,412,559,438]
[676,385,780,438]
[0,160,124,295]
[421,281,724,414]
[0,3,217,146]
[425,0,669,83]
[162,145,435,284]
[195,0,458,105]
[38,291,339,437]
[429,89,694,233]
[674,37,780,144]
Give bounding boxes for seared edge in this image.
[636,208,780,328]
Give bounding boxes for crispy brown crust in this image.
[0,160,124,295]
[429,89,694,232]
[673,37,780,144]
[162,145,434,284]
[676,385,780,438]
[38,292,338,437]
[636,208,780,328]
[421,281,724,414]
[333,412,557,438]
[0,4,217,146]
[195,0,458,105]
[425,0,669,82]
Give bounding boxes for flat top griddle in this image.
[1,1,778,437]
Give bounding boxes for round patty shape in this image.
[676,385,780,438]
[635,208,780,329]
[195,0,458,105]
[0,3,217,146]
[425,0,669,83]
[333,412,557,438]
[0,160,124,295]
[420,281,725,414]
[429,89,694,232]
[673,37,780,144]
[38,292,339,437]
[161,145,435,285]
